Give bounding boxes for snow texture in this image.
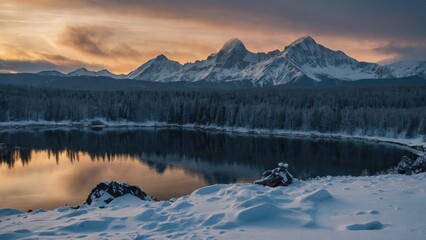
[387,60,426,78]
[1,173,425,239]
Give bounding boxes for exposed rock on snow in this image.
[396,155,426,174]
[254,162,293,187]
[85,181,156,206]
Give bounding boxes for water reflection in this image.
[0,129,417,210]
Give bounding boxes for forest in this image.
[0,85,425,138]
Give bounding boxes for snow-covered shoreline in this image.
[1,173,425,239]
[0,120,425,155]
[1,120,425,239]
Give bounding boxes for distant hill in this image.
[0,73,425,91]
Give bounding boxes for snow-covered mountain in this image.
[36,37,426,86]
[95,69,127,79]
[280,36,392,81]
[127,36,422,86]
[66,68,97,77]
[177,39,270,83]
[127,54,182,82]
[37,70,65,77]
[66,68,126,79]
[386,60,426,79]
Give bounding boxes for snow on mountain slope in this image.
[128,54,182,82]
[96,69,127,79]
[174,39,306,86]
[282,36,392,81]
[67,67,98,77]
[35,37,425,85]
[386,60,426,78]
[1,173,425,239]
[127,36,400,85]
[175,39,268,83]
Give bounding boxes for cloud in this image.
[0,59,59,73]
[1,0,425,72]
[374,44,426,63]
[59,25,141,58]
[0,43,104,73]
[0,56,102,73]
[8,0,426,42]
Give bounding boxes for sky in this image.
[0,0,425,74]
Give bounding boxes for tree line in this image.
[0,85,425,138]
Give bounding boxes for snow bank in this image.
[1,173,425,239]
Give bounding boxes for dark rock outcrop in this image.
[396,155,426,174]
[85,181,157,205]
[254,163,293,187]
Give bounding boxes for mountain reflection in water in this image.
[0,129,417,210]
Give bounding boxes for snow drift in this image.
[1,173,425,239]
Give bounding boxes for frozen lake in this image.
[0,129,417,210]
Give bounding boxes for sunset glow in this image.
[1,0,425,74]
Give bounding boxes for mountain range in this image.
[37,36,425,86]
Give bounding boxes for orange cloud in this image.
[0,0,424,74]
[58,25,141,58]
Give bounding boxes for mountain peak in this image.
[127,54,182,80]
[220,38,246,53]
[97,69,111,74]
[76,67,89,72]
[67,67,91,75]
[286,36,317,49]
[155,54,169,61]
[37,70,65,76]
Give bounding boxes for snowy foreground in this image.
[1,174,425,240]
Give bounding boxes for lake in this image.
[0,128,418,211]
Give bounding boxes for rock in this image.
[412,155,426,173]
[262,170,273,178]
[396,155,426,174]
[254,162,293,187]
[396,156,413,174]
[85,181,157,205]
